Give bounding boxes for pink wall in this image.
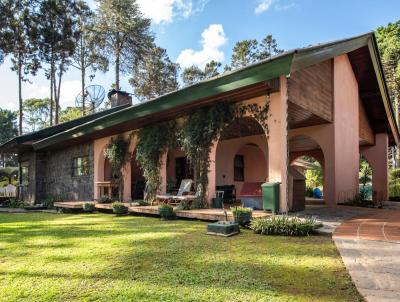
[215,135,268,195]
[288,54,360,204]
[333,55,360,202]
[360,133,389,201]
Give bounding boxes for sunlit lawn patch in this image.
[0,213,361,302]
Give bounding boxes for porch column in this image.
[360,133,389,201]
[159,151,168,194]
[267,76,289,213]
[207,139,218,206]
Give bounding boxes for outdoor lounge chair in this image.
[0,187,5,197]
[168,184,202,206]
[156,179,194,204]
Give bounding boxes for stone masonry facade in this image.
[20,142,94,202]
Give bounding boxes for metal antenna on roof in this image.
[75,85,106,114]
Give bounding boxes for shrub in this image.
[83,202,95,213]
[112,202,128,215]
[305,187,314,197]
[250,216,319,236]
[343,193,374,207]
[98,195,112,204]
[231,207,253,225]
[176,200,191,210]
[136,200,149,206]
[158,204,175,219]
[4,198,26,208]
[42,195,62,209]
[389,182,400,199]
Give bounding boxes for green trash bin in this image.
[262,182,280,214]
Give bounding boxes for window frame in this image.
[234,154,245,182]
[72,156,90,177]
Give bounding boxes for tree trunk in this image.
[18,63,23,135]
[81,65,86,116]
[115,50,120,90]
[49,62,54,126]
[55,61,63,125]
[53,67,58,125]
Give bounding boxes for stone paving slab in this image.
[333,209,400,302]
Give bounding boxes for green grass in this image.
[0,213,362,302]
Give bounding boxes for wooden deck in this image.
[53,202,271,221]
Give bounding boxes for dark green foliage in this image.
[231,207,253,225]
[98,195,112,204]
[176,200,191,210]
[23,98,51,132]
[343,194,375,207]
[112,202,128,215]
[305,187,314,197]
[136,121,176,202]
[38,195,63,209]
[130,46,179,102]
[135,200,149,206]
[0,167,18,184]
[83,202,95,213]
[250,216,319,236]
[4,198,26,208]
[104,135,130,201]
[180,103,235,206]
[158,204,175,219]
[389,168,400,199]
[181,60,221,86]
[359,157,372,200]
[94,0,153,90]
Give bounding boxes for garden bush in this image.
[158,204,175,219]
[176,200,191,210]
[136,200,149,206]
[4,198,26,208]
[83,202,95,213]
[250,215,320,236]
[112,202,128,215]
[343,193,374,207]
[231,207,253,225]
[98,195,113,204]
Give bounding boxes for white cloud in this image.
[255,0,273,15]
[24,80,81,108]
[176,24,227,69]
[275,2,295,11]
[137,0,208,24]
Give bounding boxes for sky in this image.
[1,0,399,111]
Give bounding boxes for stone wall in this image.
[42,142,94,201]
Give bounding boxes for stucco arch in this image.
[208,116,269,205]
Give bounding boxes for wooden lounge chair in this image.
[168,184,202,206]
[156,179,194,204]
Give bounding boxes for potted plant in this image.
[158,204,175,220]
[112,202,128,215]
[231,207,253,226]
[83,202,95,213]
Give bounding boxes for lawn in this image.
[0,213,362,302]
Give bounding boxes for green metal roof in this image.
[0,104,130,152]
[2,32,398,151]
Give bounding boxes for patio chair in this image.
[0,187,5,197]
[5,184,16,197]
[169,183,202,206]
[156,179,194,204]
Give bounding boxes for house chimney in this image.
[107,89,132,107]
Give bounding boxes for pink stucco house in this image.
[1,32,399,212]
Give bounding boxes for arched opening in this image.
[359,155,373,200]
[166,149,194,193]
[289,135,325,209]
[215,117,268,208]
[131,150,145,200]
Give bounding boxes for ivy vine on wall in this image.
[104,134,131,201]
[136,121,176,202]
[180,102,235,207]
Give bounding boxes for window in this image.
[234,154,244,181]
[72,156,90,177]
[21,161,29,185]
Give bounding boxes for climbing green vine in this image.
[136,121,176,202]
[104,135,131,201]
[180,102,235,207]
